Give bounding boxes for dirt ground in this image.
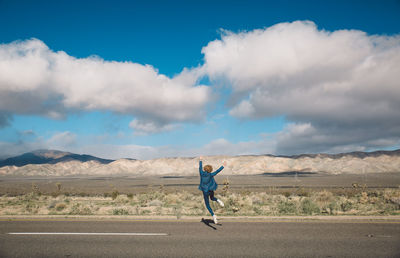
[1,172,399,196]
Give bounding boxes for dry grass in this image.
[0,187,399,217]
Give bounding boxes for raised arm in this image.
[210,166,224,176]
[210,161,227,176]
[199,158,203,175]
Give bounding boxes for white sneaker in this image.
[217,199,224,207]
[213,215,218,224]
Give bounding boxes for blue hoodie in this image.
[198,160,224,192]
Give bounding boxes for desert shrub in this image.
[155,206,162,215]
[301,199,320,215]
[345,189,359,198]
[2,188,399,216]
[141,209,151,215]
[378,202,398,215]
[368,190,380,198]
[173,205,182,219]
[55,182,62,191]
[282,191,292,198]
[69,203,92,215]
[134,205,140,215]
[148,199,163,207]
[278,201,297,215]
[253,206,262,215]
[224,195,240,214]
[127,193,133,199]
[240,189,251,196]
[296,188,311,197]
[111,190,119,200]
[31,183,40,194]
[383,189,400,202]
[315,190,334,203]
[114,195,129,204]
[51,192,59,198]
[138,194,150,207]
[178,191,193,202]
[327,201,339,215]
[23,192,39,202]
[56,203,66,211]
[389,197,400,207]
[251,196,263,205]
[48,200,57,209]
[104,192,111,198]
[221,178,230,196]
[112,208,129,215]
[25,202,39,214]
[359,192,369,204]
[340,201,353,212]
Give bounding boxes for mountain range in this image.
[0,150,114,167]
[0,149,399,176]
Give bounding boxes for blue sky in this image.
[0,0,399,159]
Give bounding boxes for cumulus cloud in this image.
[129,119,179,135]
[0,39,211,132]
[197,137,275,156]
[0,130,79,159]
[201,21,400,154]
[47,131,77,148]
[73,137,276,160]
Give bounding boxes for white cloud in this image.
[198,137,275,156]
[0,129,276,160]
[73,136,276,160]
[0,131,77,159]
[0,39,211,129]
[0,141,44,159]
[2,22,400,156]
[76,143,161,160]
[47,131,77,148]
[201,21,400,154]
[129,119,179,135]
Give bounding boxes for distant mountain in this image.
[0,149,399,176]
[0,149,114,167]
[273,149,400,159]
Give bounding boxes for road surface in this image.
[1,218,399,257]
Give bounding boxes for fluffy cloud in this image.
[197,138,275,156]
[0,39,210,131]
[201,21,400,154]
[47,131,77,148]
[129,119,179,135]
[71,137,276,160]
[0,131,275,160]
[0,131,78,159]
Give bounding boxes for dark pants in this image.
[203,190,218,216]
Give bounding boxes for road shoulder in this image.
[1,215,400,222]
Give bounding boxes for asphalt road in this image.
[1,219,399,257]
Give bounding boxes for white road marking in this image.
[8,232,168,236]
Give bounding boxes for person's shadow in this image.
[201,218,221,230]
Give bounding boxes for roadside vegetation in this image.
[0,182,399,217]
